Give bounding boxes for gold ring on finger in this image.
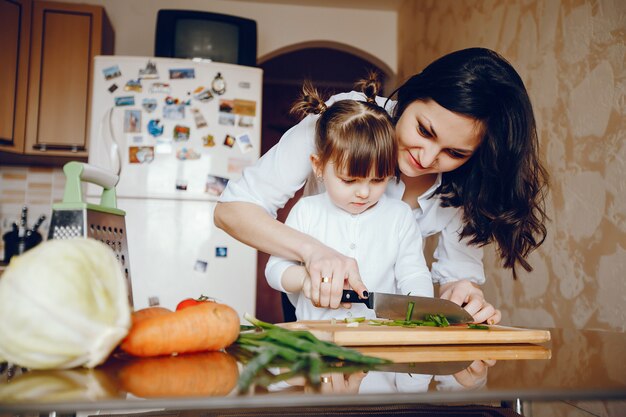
[321,276,331,284]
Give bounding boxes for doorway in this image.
[254,45,393,323]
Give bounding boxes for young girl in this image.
[216,48,548,324]
[265,77,433,320]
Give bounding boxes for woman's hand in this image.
[452,359,496,389]
[305,372,367,394]
[439,280,501,324]
[302,243,368,309]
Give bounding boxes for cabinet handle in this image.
[33,144,85,152]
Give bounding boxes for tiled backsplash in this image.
[0,165,66,261]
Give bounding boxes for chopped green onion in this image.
[405,301,415,322]
[468,323,489,330]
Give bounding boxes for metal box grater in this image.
[48,162,133,307]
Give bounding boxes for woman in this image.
[215,48,549,324]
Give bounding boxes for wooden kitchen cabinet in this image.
[0,0,113,161]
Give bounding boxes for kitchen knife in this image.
[341,290,474,324]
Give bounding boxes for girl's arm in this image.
[394,204,434,298]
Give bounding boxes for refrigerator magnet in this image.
[147,119,164,137]
[223,134,235,148]
[238,115,254,128]
[202,134,215,147]
[108,84,118,93]
[211,72,226,95]
[205,175,229,196]
[194,260,208,273]
[123,110,142,133]
[173,125,191,141]
[142,98,158,113]
[236,133,254,153]
[218,99,234,113]
[215,247,228,258]
[150,82,171,94]
[155,137,172,154]
[163,104,185,120]
[129,146,154,164]
[175,179,189,191]
[176,147,200,161]
[170,68,195,79]
[138,60,159,79]
[103,65,121,80]
[131,135,144,144]
[165,95,191,106]
[218,113,235,126]
[114,96,135,106]
[192,86,214,102]
[191,108,208,129]
[124,79,142,93]
[233,99,256,117]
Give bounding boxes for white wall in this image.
[60,0,398,74]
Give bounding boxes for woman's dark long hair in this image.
[389,48,549,277]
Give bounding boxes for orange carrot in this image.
[118,351,239,397]
[120,301,240,357]
[130,306,173,325]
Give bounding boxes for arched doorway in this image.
[254,44,394,323]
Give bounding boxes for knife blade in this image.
[341,290,474,324]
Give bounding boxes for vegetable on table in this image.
[175,295,213,311]
[231,313,389,392]
[118,351,239,397]
[121,302,240,357]
[0,238,131,370]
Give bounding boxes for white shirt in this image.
[220,91,486,285]
[265,193,434,321]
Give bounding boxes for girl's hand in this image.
[303,243,368,309]
[439,280,502,324]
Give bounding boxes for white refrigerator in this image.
[87,56,262,317]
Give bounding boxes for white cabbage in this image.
[0,238,131,369]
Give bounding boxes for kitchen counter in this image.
[0,327,625,416]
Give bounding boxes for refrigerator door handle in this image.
[101,106,122,176]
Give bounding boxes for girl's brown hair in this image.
[291,73,396,179]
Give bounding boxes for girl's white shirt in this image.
[219,91,485,285]
[265,193,434,321]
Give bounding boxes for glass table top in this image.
[1,327,625,413]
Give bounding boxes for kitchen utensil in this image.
[341,290,474,324]
[48,161,133,306]
[280,320,552,347]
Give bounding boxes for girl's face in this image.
[311,157,390,215]
[395,99,483,178]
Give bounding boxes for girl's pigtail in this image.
[290,80,327,118]
[354,71,382,104]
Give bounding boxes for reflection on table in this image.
[0,328,625,414]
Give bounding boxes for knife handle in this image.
[341,290,368,304]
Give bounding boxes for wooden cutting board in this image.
[279,320,551,346]
[355,344,552,363]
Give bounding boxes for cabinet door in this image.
[0,0,31,153]
[24,0,103,157]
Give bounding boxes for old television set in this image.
[155,10,257,66]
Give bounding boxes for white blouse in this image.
[265,193,434,321]
[219,91,486,285]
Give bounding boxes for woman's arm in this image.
[431,210,501,324]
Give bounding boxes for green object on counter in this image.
[53,162,124,215]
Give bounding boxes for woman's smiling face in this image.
[395,99,483,178]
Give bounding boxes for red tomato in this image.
[175,295,213,311]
